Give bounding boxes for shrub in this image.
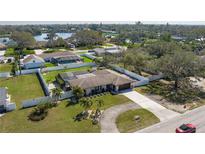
[28,102,57,121]
[28,106,48,121]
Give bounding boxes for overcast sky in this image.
[0,21,205,25]
[0,0,205,25]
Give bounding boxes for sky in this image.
[0,21,205,25]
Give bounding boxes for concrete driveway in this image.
[122,91,179,121]
[100,103,140,133]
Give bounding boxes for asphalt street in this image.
[137,105,205,133]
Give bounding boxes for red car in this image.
[176,124,196,133]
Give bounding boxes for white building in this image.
[22,55,45,69]
[0,87,16,112]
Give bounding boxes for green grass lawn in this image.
[0,74,44,108]
[0,64,12,72]
[45,62,57,67]
[4,48,35,56]
[4,48,15,57]
[81,56,93,63]
[0,94,131,133]
[116,109,160,133]
[76,51,88,54]
[43,66,92,83]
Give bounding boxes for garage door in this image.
[118,83,131,91]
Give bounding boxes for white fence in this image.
[15,63,96,76]
[110,65,149,81]
[5,103,16,111]
[22,96,52,108]
[81,53,96,60]
[42,62,96,72]
[148,73,164,82]
[133,80,149,87]
[59,91,73,100]
[37,70,50,96]
[0,72,10,78]
[22,91,73,108]
[16,68,39,75]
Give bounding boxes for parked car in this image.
[176,124,196,133]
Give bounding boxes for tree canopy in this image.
[71,30,104,47]
[11,31,36,49]
[155,50,205,91]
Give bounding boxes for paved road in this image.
[100,103,140,133]
[122,91,179,121]
[137,105,205,133]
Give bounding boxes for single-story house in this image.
[22,55,45,69]
[0,87,16,112]
[56,69,135,95]
[39,51,82,64]
[93,46,126,56]
[93,48,106,56]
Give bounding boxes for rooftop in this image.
[59,69,135,89]
[23,55,45,63]
[39,51,79,59]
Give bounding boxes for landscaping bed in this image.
[116,109,160,133]
[0,94,131,132]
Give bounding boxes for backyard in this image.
[0,74,44,108]
[81,56,93,63]
[43,66,92,83]
[0,93,131,132]
[116,109,160,133]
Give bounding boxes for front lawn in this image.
[0,74,44,108]
[0,64,12,72]
[116,109,160,133]
[0,94,131,132]
[43,66,92,83]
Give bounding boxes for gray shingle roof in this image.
[39,51,80,59]
[67,70,134,89]
[23,55,45,63]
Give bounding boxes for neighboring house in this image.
[0,43,6,50]
[93,46,126,56]
[93,48,106,56]
[105,47,124,54]
[56,69,135,95]
[22,55,45,69]
[39,51,82,64]
[0,87,16,112]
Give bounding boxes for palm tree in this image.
[72,86,85,102]
[11,61,18,76]
[80,98,93,112]
[51,88,61,104]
